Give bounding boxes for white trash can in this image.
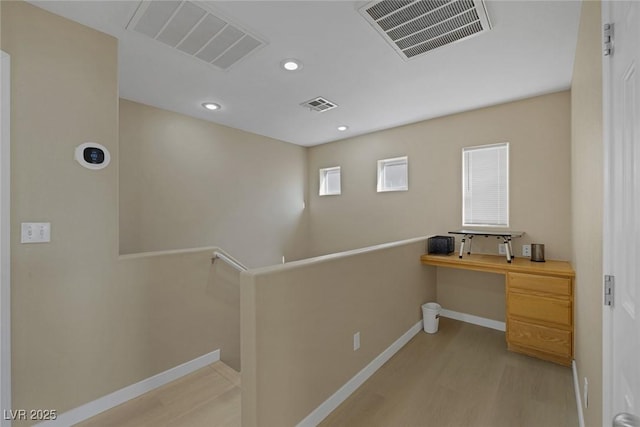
[422,302,441,334]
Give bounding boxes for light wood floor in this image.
[74,361,240,427]
[74,318,577,427]
[320,318,578,427]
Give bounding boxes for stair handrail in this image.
[212,249,247,272]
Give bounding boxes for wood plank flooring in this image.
[74,318,577,427]
[320,318,578,427]
[74,362,240,427]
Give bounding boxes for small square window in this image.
[319,166,341,196]
[377,156,408,192]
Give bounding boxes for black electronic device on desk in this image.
[427,236,455,255]
[449,229,524,263]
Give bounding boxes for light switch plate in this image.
[21,222,51,243]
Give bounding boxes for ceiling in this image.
[28,1,582,147]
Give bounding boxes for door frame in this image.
[0,49,11,427]
[601,0,613,422]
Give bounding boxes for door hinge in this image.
[604,274,615,306]
[604,23,614,57]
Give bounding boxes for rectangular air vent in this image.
[127,1,265,71]
[360,0,491,60]
[301,97,338,112]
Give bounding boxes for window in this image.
[319,166,341,196]
[462,143,509,227]
[377,156,408,192]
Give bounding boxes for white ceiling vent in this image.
[360,0,492,60]
[127,1,266,71]
[301,97,338,113]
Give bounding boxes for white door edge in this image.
[601,1,640,424]
[0,49,12,427]
[601,0,613,424]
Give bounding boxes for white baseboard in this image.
[35,349,220,427]
[440,309,506,332]
[572,360,585,427]
[296,321,423,427]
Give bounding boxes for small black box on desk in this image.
[427,236,455,254]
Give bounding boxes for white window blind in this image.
[377,156,408,192]
[462,143,509,226]
[319,166,341,196]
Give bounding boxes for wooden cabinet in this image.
[420,254,575,366]
[506,272,573,366]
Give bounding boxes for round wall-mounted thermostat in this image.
[75,142,110,170]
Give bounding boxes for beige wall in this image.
[571,1,603,425]
[2,2,243,419]
[119,99,309,267]
[437,269,506,321]
[117,249,243,372]
[241,238,435,427]
[3,0,116,415]
[308,92,572,321]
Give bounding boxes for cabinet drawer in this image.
[509,293,572,326]
[508,319,572,357]
[508,272,572,296]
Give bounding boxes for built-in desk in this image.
[421,253,575,366]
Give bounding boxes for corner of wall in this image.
[570,1,604,426]
[240,271,258,427]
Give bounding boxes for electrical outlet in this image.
[353,332,360,351]
[584,377,589,408]
[498,244,506,255]
[522,244,531,257]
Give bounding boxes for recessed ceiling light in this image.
[337,125,349,131]
[202,102,221,111]
[281,59,302,71]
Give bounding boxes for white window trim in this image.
[377,156,408,193]
[462,142,509,227]
[319,166,341,196]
